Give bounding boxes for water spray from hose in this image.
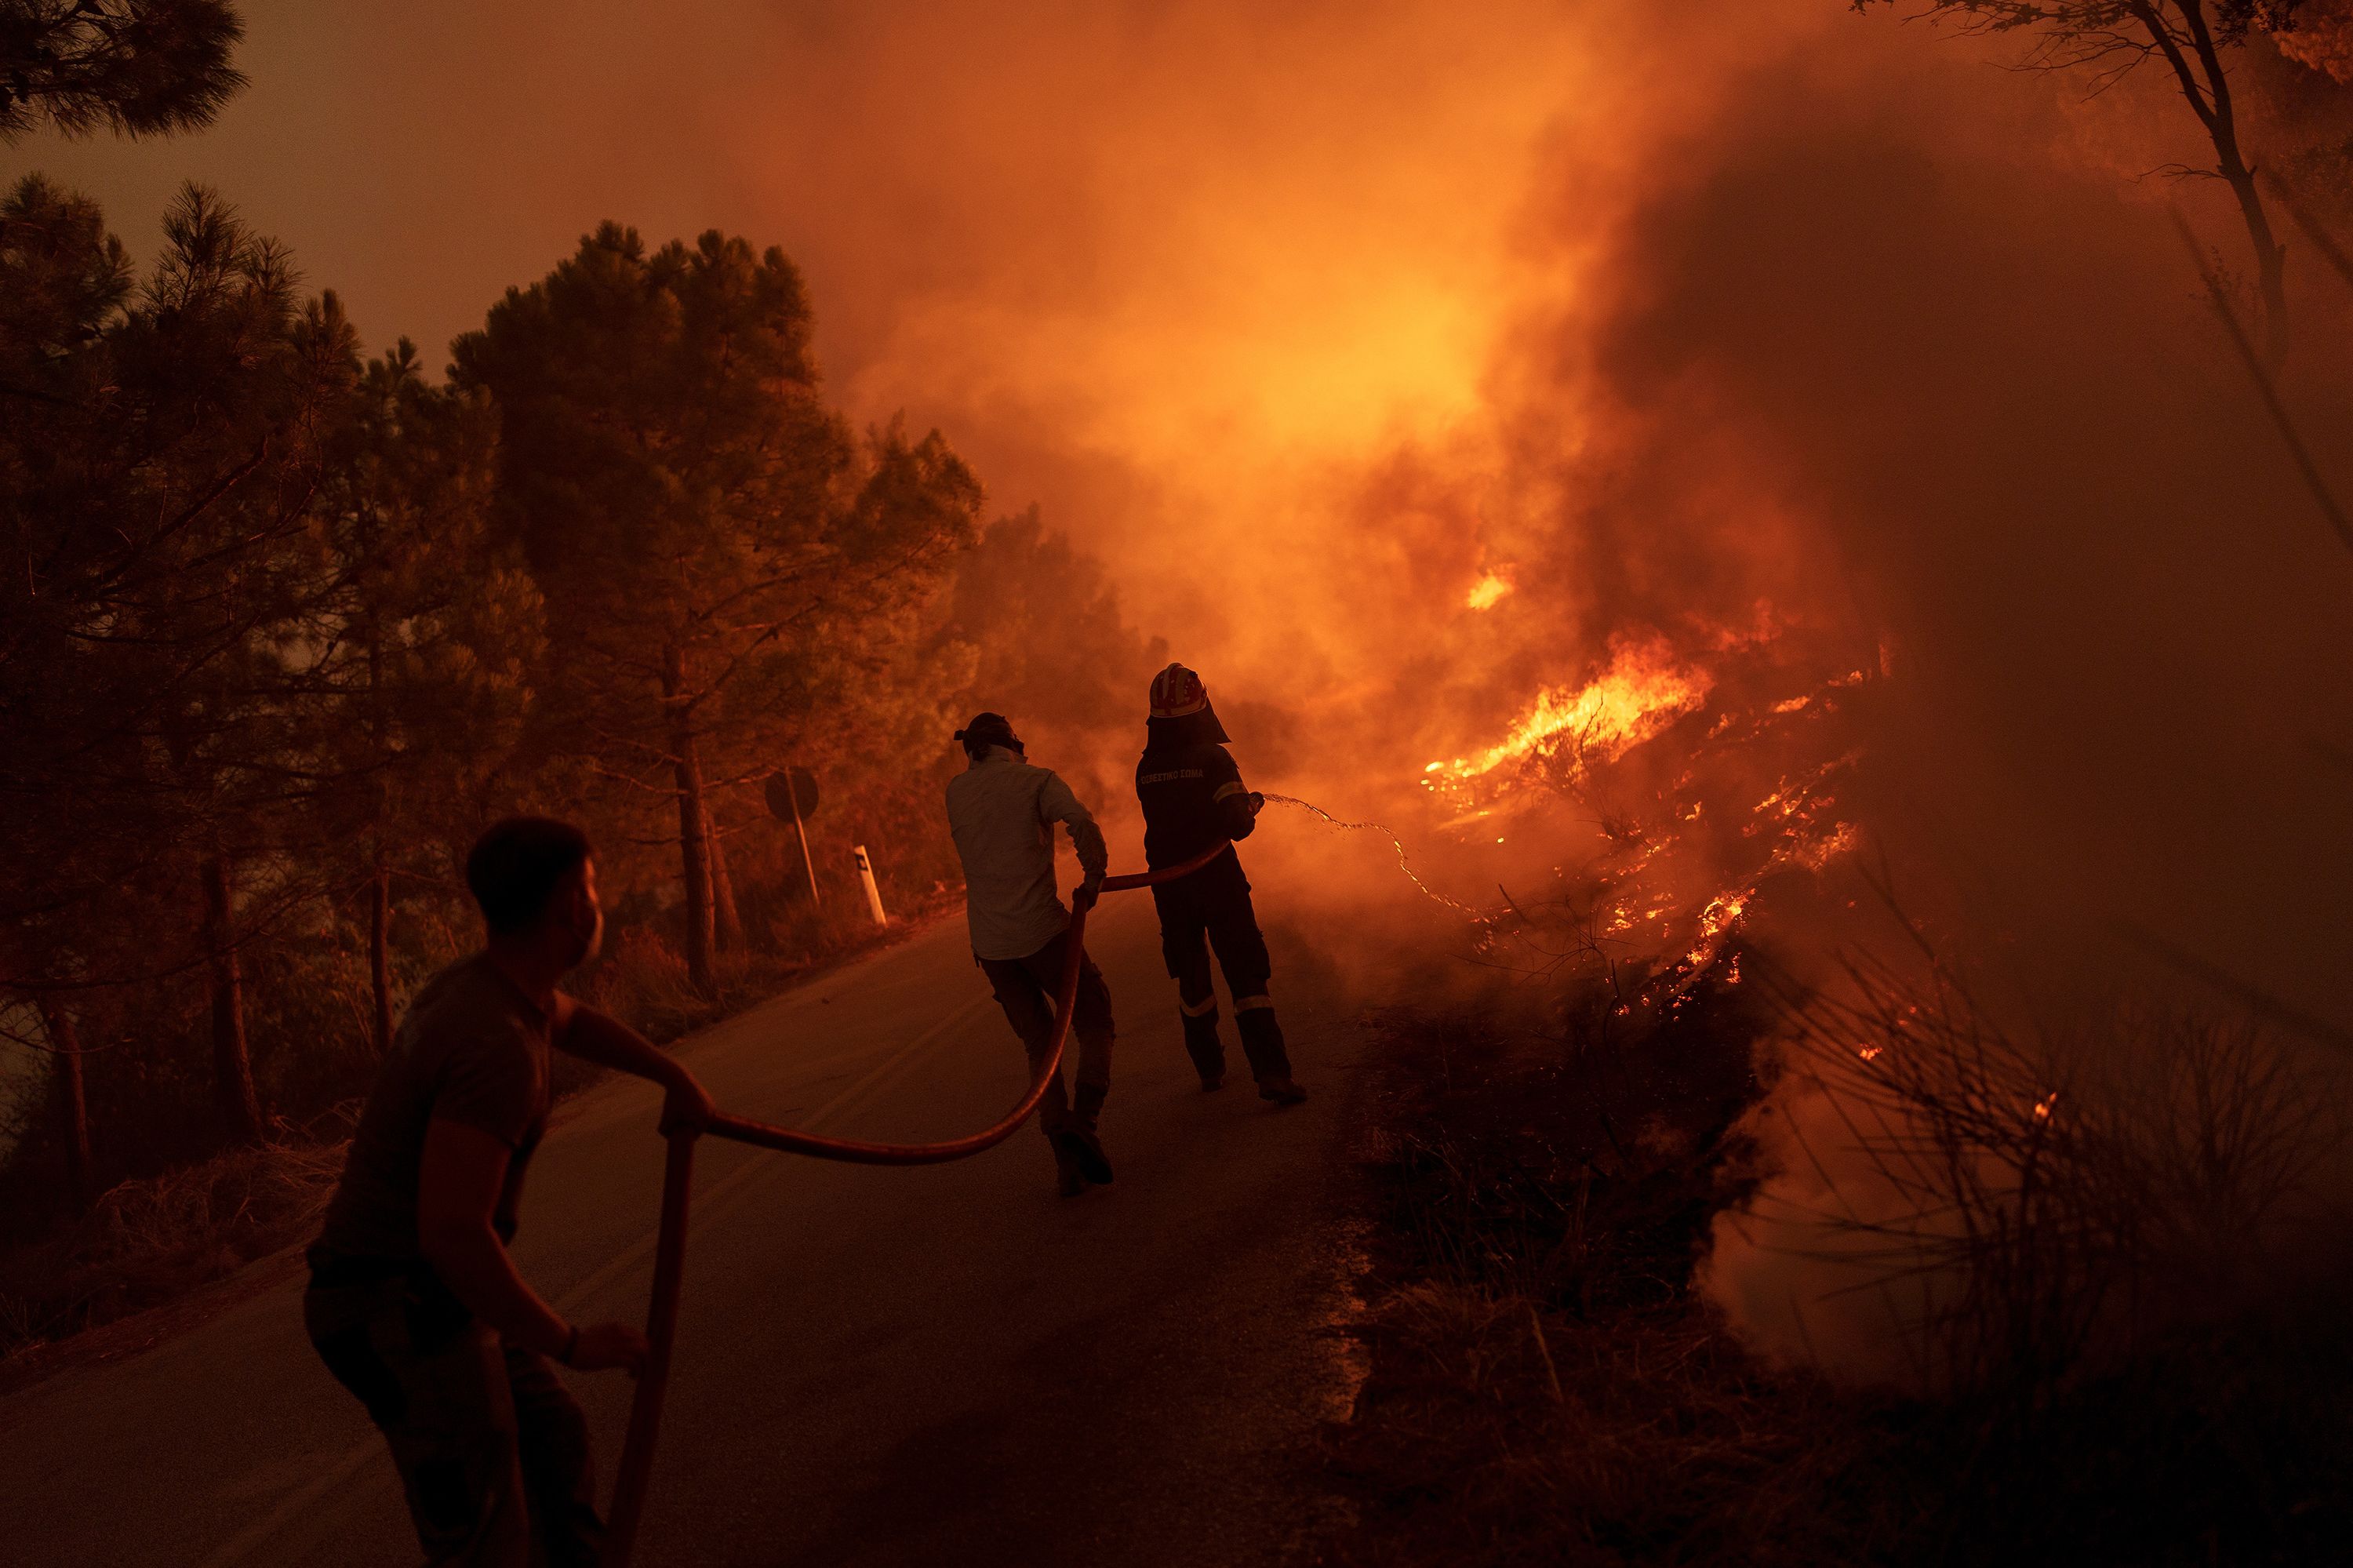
[1257,793,1491,921]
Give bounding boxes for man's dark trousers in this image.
[304,1259,602,1566]
[980,926,1115,1135]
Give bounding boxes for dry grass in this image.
[1317,1036,1915,1568]
[591,926,715,1043]
[1313,956,2353,1566]
[1768,948,2351,1406]
[1326,1280,1904,1568]
[587,888,961,1046]
[0,1133,349,1360]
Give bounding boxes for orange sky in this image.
[9,2,1603,668]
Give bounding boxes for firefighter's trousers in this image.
[1149,851,1293,1084]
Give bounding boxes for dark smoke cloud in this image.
[1455,2,2353,1381]
[17,2,2353,1371]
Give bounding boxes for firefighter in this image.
[944,711,1120,1196]
[1135,664,1308,1104]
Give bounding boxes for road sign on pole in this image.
[763,767,823,909]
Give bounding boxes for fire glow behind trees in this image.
[452,224,981,995]
[2,0,2351,1406]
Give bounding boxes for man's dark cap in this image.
[955,711,1023,752]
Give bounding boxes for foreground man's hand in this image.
[1072,875,1103,914]
[566,1320,650,1376]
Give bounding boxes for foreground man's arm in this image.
[1041,772,1111,911]
[551,996,719,1133]
[417,1119,648,1372]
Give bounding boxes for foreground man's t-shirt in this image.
[315,952,555,1260]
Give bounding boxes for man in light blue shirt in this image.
[945,711,1117,1196]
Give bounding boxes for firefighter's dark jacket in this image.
[1138,709,1257,868]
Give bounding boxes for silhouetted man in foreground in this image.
[945,711,1119,1196]
[305,816,715,1566]
[1136,664,1307,1104]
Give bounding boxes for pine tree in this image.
[0,0,245,140]
[1,178,353,1144]
[454,224,982,994]
[302,340,541,1053]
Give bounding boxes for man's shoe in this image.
[1054,1123,1115,1185]
[1257,1077,1309,1106]
[1199,1072,1224,1093]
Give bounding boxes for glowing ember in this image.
[1684,887,1751,969]
[1794,822,1859,871]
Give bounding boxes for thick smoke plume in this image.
[1428,2,2353,1384]
[26,2,2353,1379]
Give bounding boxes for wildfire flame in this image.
[1319,607,1873,1012]
[1430,634,1711,787]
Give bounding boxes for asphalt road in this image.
[0,893,1364,1567]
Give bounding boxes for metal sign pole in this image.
[766,766,824,912]
[789,784,821,910]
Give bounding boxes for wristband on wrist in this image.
[559,1324,580,1366]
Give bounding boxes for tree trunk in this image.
[2151,0,2290,361]
[366,613,395,1057]
[2219,158,2289,365]
[203,855,264,1143]
[706,802,744,953]
[369,840,395,1056]
[664,645,715,996]
[34,995,93,1210]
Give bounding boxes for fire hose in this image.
[605,839,1233,1566]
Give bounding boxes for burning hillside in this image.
[1373,619,1871,1014]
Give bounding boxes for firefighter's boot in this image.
[1237,998,1307,1104]
[1180,995,1227,1090]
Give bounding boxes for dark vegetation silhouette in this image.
[0,13,1161,1350]
[453,224,985,995]
[1856,0,2303,357]
[0,0,245,142]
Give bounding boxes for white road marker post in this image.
[853,845,889,927]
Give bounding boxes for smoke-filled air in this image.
[8,2,2353,1563]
